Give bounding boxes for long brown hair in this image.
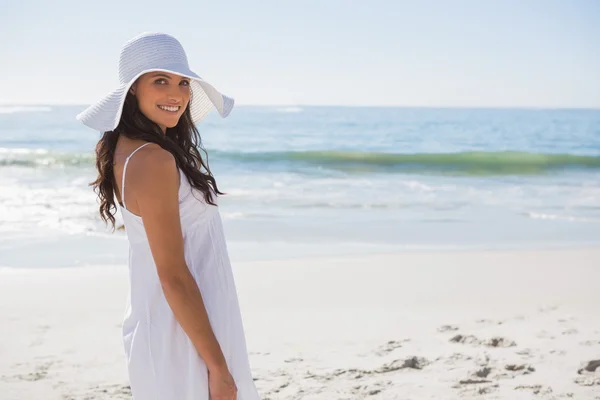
[90,91,224,231]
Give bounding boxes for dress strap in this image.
[121,142,153,209]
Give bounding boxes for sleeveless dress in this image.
[116,142,261,400]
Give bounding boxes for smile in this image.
[157,105,180,113]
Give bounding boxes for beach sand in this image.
[1,248,599,399]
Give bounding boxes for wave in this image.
[215,150,600,175]
[2,148,600,175]
[526,212,600,223]
[0,148,94,167]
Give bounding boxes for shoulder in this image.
[127,143,179,191]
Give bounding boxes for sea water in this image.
[0,105,599,268]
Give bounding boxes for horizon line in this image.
[1,103,599,111]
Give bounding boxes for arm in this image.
[129,146,228,373]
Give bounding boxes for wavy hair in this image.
[90,91,224,231]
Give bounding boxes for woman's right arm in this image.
[128,146,229,373]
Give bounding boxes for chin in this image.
[152,116,181,129]
[164,119,181,128]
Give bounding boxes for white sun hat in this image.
[76,32,234,132]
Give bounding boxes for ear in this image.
[129,83,137,95]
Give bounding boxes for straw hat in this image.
[76,32,234,132]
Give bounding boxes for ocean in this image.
[1,105,599,268]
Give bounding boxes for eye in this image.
[154,78,167,85]
[180,80,190,86]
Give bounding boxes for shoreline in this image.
[2,234,600,270]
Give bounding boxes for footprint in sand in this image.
[437,324,459,332]
[62,383,132,400]
[515,384,553,395]
[3,360,56,382]
[578,360,600,374]
[474,367,492,378]
[444,353,473,365]
[450,334,516,348]
[574,360,600,387]
[504,364,535,375]
[580,340,600,346]
[316,356,431,382]
[92,383,132,396]
[351,381,393,397]
[561,328,579,335]
[283,357,304,363]
[574,376,600,387]
[373,339,409,356]
[516,348,534,358]
[453,379,499,396]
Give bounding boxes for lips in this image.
[157,105,180,112]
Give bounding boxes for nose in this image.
[166,85,184,104]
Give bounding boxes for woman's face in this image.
[129,72,191,133]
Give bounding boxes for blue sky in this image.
[1,0,599,108]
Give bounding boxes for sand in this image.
[1,248,599,399]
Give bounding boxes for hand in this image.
[208,368,237,400]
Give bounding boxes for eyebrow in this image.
[151,73,189,81]
[152,73,173,79]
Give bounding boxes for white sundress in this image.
[117,142,261,400]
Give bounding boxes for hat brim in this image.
[76,65,234,132]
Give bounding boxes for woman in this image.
[77,32,260,400]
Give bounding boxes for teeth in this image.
[158,105,180,112]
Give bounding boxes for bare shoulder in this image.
[124,144,180,214]
[127,143,178,188]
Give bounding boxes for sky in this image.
[1,0,599,108]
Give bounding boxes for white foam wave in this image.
[527,212,600,223]
[0,147,49,155]
[402,180,434,192]
[221,212,276,220]
[0,148,94,167]
[292,201,398,209]
[222,212,247,220]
